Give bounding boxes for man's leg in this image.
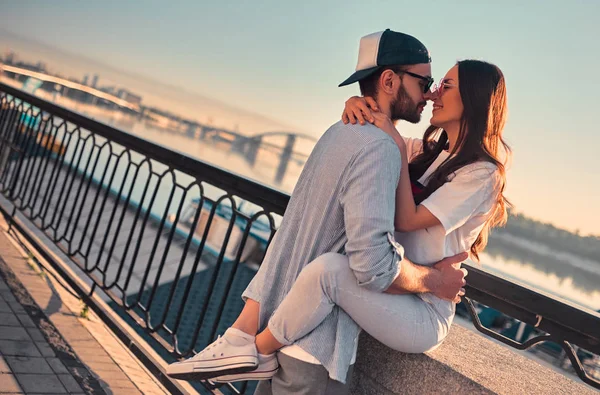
[326,362,354,395]
[255,353,352,395]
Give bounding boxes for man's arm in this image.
[385,253,469,303]
[339,135,468,301]
[385,257,440,294]
[339,138,403,293]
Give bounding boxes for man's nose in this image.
[424,89,437,101]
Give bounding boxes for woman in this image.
[168,59,511,384]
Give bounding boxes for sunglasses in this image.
[396,70,434,93]
[431,78,459,96]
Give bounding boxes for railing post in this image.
[6,204,16,233]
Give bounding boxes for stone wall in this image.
[350,324,596,395]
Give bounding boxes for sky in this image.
[0,0,599,236]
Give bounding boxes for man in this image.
[169,29,467,394]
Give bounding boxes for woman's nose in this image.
[424,89,438,101]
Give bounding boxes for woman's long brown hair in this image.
[408,60,512,261]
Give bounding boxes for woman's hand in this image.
[341,96,405,150]
[370,112,406,150]
[342,96,379,125]
[370,111,395,135]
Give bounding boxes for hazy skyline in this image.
[1,1,599,236]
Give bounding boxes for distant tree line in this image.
[494,211,600,263]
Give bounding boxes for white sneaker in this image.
[166,335,259,381]
[212,354,279,383]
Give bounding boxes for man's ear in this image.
[379,69,397,95]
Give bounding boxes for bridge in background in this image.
[0,66,318,185]
[190,126,317,183]
[0,64,140,111]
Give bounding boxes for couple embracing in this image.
[168,28,510,395]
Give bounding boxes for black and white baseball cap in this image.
[339,29,431,87]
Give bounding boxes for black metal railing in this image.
[0,82,598,393]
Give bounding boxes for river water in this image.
[11,84,600,314]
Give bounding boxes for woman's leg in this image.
[263,253,451,354]
[232,298,260,335]
[168,252,449,381]
[167,247,273,381]
[166,299,266,380]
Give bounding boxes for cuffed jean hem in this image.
[241,289,261,304]
[267,317,294,347]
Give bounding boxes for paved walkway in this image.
[0,223,170,394]
[0,262,93,394]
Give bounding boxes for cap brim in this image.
[338,66,380,87]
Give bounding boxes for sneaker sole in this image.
[167,359,259,381]
[212,366,279,383]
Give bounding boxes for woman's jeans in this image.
[268,253,454,353]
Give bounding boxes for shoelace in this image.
[193,336,226,359]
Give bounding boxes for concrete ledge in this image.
[350,324,597,395]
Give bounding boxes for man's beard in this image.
[390,86,425,124]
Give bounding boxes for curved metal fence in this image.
[0,82,598,393]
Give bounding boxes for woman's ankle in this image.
[255,328,284,355]
[231,299,261,335]
[222,327,256,346]
[231,323,257,336]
